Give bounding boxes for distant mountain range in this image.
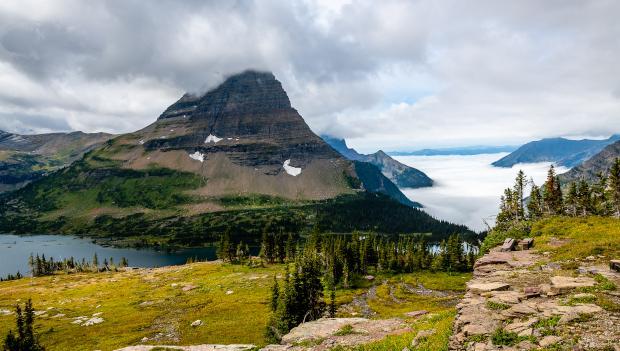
[0,130,113,192]
[492,135,620,168]
[0,71,472,242]
[322,136,433,188]
[560,140,620,183]
[389,145,518,156]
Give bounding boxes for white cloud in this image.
[396,153,570,231]
[0,0,618,147]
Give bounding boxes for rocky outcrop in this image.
[114,318,410,351]
[115,345,255,351]
[450,247,620,351]
[261,317,410,351]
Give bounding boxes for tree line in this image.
[0,272,23,282]
[28,253,128,277]
[215,226,474,342]
[497,158,620,228]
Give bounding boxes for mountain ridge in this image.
[0,129,114,193]
[0,70,472,243]
[322,135,433,188]
[559,139,620,183]
[492,135,620,168]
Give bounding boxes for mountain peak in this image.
[159,70,290,120]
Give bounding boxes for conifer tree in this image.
[543,166,563,215]
[270,275,280,312]
[527,183,543,220]
[285,233,295,262]
[3,299,45,351]
[513,170,527,221]
[609,157,620,217]
[92,253,99,272]
[577,179,592,216]
[329,283,336,318]
[565,182,579,217]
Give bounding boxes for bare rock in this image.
[539,335,562,347]
[550,276,596,294]
[468,282,510,294]
[404,310,428,318]
[191,320,203,327]
[488,291,523,304]
[182,284,197,292]
[610,259,620,272]
[501,238,516,252]
[523,286,541,298]
[115,345,256,351]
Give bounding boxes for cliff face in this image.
[144,71,342,171]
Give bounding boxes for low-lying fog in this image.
[395,153,569,232]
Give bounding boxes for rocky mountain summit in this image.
[322,136,433,188]
[450,242,620,351]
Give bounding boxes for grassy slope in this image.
[482,216,620,260]
[0,264,469,351]
[530,216,620,260]
[0,263,281,350]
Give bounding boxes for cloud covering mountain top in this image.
[1,0,619,151]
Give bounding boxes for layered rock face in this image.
[143,71,341,170]
[101,70,355,200]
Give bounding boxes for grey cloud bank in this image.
[0,0,619,150]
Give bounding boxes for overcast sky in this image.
[1,0,619,152]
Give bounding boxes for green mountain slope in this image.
[0,71,471,243]
[0,130,113,192]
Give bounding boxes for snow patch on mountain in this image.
[283,159,301,176]
[189,151,205,162]
[205,134,222,143]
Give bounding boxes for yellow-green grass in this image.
[0,263,283,351]
[365,272,469,319]
[330,272,469,351]
[334,310,456,351]
[0,265,469,351]
[531,216,620,260]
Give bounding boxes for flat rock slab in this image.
[468,282,510,293]
[115,345,256,351]
[550,276,596,294]
[279,317,410,349]
[404,310,428,318]
[282,317,368,343]
[474,251,539,270]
